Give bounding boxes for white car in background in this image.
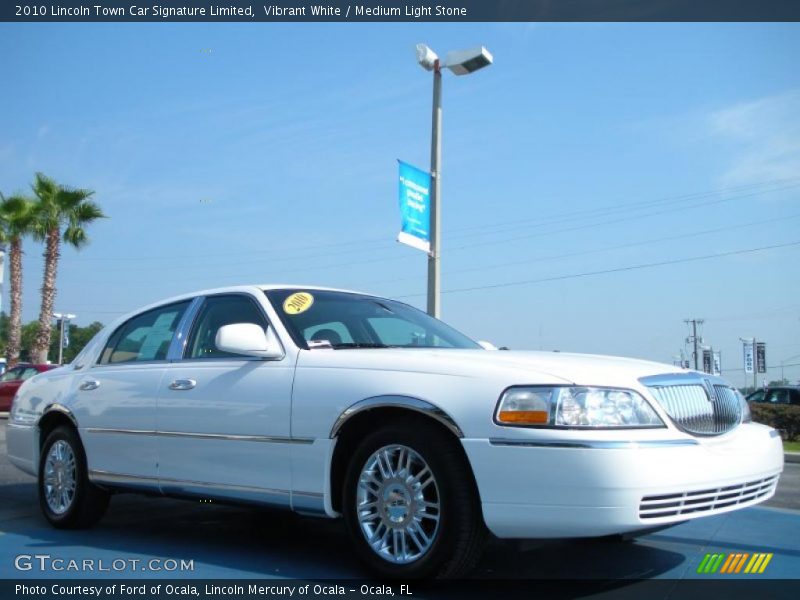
[6,285,784,577]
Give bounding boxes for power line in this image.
[443,177,800,238]
[447,182,800,251]
[394,240,800,298]
[361,212,800,286]
[48,181,800,277]
[36,177,800,267]
[57,241,800,321]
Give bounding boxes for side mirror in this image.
[215,323,284,359]
[477,341,498,351]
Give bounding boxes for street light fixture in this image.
[415,43,493,318]
[52,312,76,365]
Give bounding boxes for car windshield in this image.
[265,289,481,350]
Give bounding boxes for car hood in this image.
[298,348,688,387]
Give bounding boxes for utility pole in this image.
[684,318,705,371]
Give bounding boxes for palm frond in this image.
[28,220,50,243]
[0,192,37,239]
[32,172,58,203]
[70,199,106,224]
[57,187,95,212]
[63,225,89,248]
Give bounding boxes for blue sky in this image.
[1,22,799,384]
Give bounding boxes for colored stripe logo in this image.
[697,552,773,574]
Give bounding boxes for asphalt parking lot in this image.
[0,419,798,582]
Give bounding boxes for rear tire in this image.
[39,425,109,529]
[342,420,486,578]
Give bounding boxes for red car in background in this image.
[0,364,58,412]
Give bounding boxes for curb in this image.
[786,452,800,464]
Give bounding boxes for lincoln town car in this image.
[5,285,784,577]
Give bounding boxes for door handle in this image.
[79,380,100,391]
[169,379,196,391]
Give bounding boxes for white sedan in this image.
[6,285,784,577]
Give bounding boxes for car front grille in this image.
[639,475,779,520]
[647,383,742,436]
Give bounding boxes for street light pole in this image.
[416,44,492,319]
[52,312,75,365]
[427,63,442,318]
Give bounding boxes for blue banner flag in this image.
[397,160,431,253]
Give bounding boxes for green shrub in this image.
[750,403,800,441]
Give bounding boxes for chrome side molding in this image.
[489,438,699,449]
[330,395,464,439]
[85,428,314,444]
[88,469,325,514]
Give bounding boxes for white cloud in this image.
[709,89,800,186]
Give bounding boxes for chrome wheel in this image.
[356,444,441,564]
[43,440,76,515]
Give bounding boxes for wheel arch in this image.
[329,395,464,439]
[37,404,79,452]
[328,395,476,514]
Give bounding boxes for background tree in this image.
[20,320,41,362]
[0,314,104,364]
[29,173,105,363]
[47,320,104,364]
[0,193,35,368]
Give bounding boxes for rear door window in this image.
[99,301,191,364]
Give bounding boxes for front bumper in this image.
[462,423,784,539]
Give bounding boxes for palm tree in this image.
[0,193,35,368]
[30,173,106,364]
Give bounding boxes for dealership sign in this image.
[397,160,431,253]
[756,342,766,374]
[743,341,754,374]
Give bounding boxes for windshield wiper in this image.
[330,342,395,349]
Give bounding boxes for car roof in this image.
[146,284,367,308]
[107,284,375,331]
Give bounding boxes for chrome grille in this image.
[639,475,779,520]
[648,383,742,436]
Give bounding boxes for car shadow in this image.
[1,481,685,584]
[475,536,685,579]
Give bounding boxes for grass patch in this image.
[785,441,800,453]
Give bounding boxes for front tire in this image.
[39,425,109,529]
[342,420,486,578]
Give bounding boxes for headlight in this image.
[495,386,664,428]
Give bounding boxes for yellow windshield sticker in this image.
[283,292,314,315]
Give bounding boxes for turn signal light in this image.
[497,410,549,424]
